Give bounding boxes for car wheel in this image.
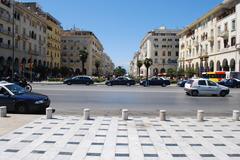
[220,91,227,97]
[16,104,28,114]
[86,82,90,85]
[191,90,198,96]
[126,82,131,86]
[25,84,32,92]
[107,82,112,86]
[162,83,166,87]
[67,81,72,85]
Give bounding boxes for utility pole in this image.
[11,0,15,82]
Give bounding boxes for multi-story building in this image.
[129,51,140,77]
[22,2,62,69]
[61,28,111,76]
[0,1,48,78]
[131,26,180,78]
[178,0,240,74]
[99,52,114,76]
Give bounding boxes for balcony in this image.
[187,45,191,50]
[0,28,12,36]
[199,50,209,58]
[193,41,199,47]
[208,36,214,42]
[218,30,229,39]
[0,43,12,49]
[0,14,12,23]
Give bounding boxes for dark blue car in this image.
[63,76,94,85]
[140,77,170,87]
[0,82,50,113]
[218,78,240,88]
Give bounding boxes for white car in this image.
[184,78,230,97]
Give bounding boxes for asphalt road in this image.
[32,84,240,117]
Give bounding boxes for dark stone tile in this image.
[144,154,158,157]
[141,143,153,146]
[44,140,56,144]
[200,154,215,157]
[160,136,171,138]
[115,153,129,157]
[213,144,226,146]
[194,130,204,132]
[117,135,128,137]
[182,136,193,138]
[227,154,240,157]
[99,128,108,131]
[203,136,214,138]
[31,150,46,154]
[79,128,89,130]
[58,152,72,155]
[172,154,186,157]
[20,140,33,143]
[60,127,70,130]
[91,142,104,145]
[42,127,51,129]
[190,144,202,146]
[32,133,43,135]
[166,144,178,146]
[74,134,85,136]
[13,132,23,134]
[86,153,101,156]
[156,129,166,132]
[53,133,64,136]
[0,139,10,142]
[67,142,80,145]
[176,130,185,132]
[139,135,149,138]
[5,149,19,153]
[95,134,106,137]
[118,129,127,131]
[24,126,33,129]
[213,130,222,132]
[223,136,234,138]
[116,143,128,146]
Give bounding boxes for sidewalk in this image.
[0,115,239,160]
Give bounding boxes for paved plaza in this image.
[0,115,240,160]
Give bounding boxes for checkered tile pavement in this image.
[0,116,240,160]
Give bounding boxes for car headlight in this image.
[35,100,44,104]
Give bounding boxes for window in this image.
[154,38,158,41]
[0,38,3,43]
[168,39,172,41]
[217,41,221,51]
[198,80,206,86]
[155,51,158,56]
[162,51,166,56]
[207,80,217,86]
[175,39,179,42]
[224,23,228,31]
[162,38,166,41]
[162,59,165,64]
[231,37,236,46]
[168,51,171,56]
[232,20,236,31]
[224,39,228,48]
[176,51,179,56]
[218,26,221,34]
[154,58,158,64]
[175,45,179,48]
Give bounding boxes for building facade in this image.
[22,2,62,69]
[129,51,140,77]
[131,26,180,78]
[178,0,240,74]
[61,29,113,76]
[0,1,48,78]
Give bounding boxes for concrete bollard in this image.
[83,108,90,120]
[232,110,240,121]
[46,107,53,119]
[159,110,166,121]
[197,110,204,122]
[0,106,7,117]
[122,109,128,120]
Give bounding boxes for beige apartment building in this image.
[22,2,62,69]
[0,1,48,78]
[61,29,114,76]
[178,0,240,74]
[130,26,180,78]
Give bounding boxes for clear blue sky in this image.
[20,0,222,70]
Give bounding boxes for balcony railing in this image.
[0,28,12,36]
[208,36,214,42]
[0,14,12,23]
[218,30,229,39]
[0,43,12,49]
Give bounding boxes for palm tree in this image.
[144,58,153,81]
[137,60,143,78]
[79,48,88,75]
[95,60,101,76]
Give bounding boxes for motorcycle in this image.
[17,80,32,92]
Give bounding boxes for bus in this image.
[202,72,240,82]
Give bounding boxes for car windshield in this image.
[5,84,27,95]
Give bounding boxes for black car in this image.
[218,78,240,88]
[141,77,170,87]
[177,80,188,87]
[105,77,136,86]
[0,82,50,113]
[63,76,94,85]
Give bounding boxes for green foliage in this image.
[113,66,126,77]
[93,77,106,83]
[47,77,63,81]
[79,49,89,74]
[177,68,185,77]
[137,60,143,77]
[167,68,177,77]
[185,68,196,78]
[95,60,101,76]
[144,58,153,81]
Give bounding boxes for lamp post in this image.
[11,0,15,82]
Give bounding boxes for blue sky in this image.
[20,0,222,70]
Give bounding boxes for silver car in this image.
[184,78,230,97]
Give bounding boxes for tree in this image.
[95,60,101,76]
[167,68,176,78]
[137,60,143,78]
[113,66,126,77]
[144,58,153,81]
[79,48,88,75]
[59,66,70,78]
[177,68,185,78]
[185,68,196,78]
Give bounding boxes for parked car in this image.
[218,78,240,88]
[0,81,50,113]
[184,78,230,97]
[105,77,135,86]
[63,76,94,85]
[140,77,170,87]
[177,80,188,87]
